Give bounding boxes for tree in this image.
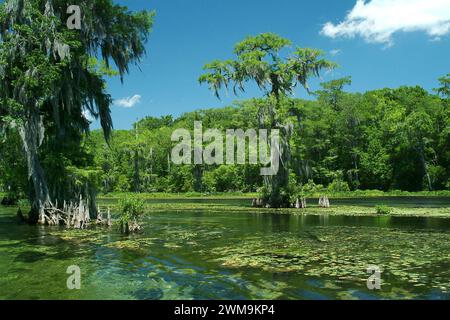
[199,33,335,207]
[0,128,28,203]
[83,83,449,195]
[436,73,450,99]
[0,0,154,224]
[315,76,352,111]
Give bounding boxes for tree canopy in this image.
[199,33,336,100]
[199,33,336,207]
[0,0,154,223]
[47,80,449,196]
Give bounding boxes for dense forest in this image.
[1,76,449,200]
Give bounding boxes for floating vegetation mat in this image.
[207,226,450,296]
[49,229,108,244]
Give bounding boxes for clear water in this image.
[1,199,450,300]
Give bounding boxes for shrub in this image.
[257,186,271,204]
[328,178,350,193]
[375,205,393,215]
[17,199,30,208]
[290,184,305,203]
[117,198,146,234]
[303,179,324,195]
[119,198,145,216]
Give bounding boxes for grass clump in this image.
[375,205,393,215]
[117,198,146,234]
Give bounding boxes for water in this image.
[1,199,450,300]
[102,196,450,208]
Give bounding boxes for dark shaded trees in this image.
[0,0,154,224]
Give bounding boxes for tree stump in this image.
[295,198,307,209]
[96,205,103,223]
[256,199,263,207]
[107,207,112,227]
[319,195,330,208]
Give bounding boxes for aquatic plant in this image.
[207,226,450,296]
[375,205,393,215]
[117,198,146,234]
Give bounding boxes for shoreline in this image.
[2,193,449,219]
[98,191,450,201]
[95,195,450,219]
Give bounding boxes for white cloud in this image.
[321,0,450,46]
[330,49,342,56]
[115,94,142,108]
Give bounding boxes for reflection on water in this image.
[0,200,450,300]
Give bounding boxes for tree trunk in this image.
[17,111,50,224]
[259,97,292,208]
[295,198,306,209]
[133,149,140,193]
[17,110,94,227]
[267,123,291,208]
[419,147,432,191]
[319,195,330,208]
[193,165,202,192]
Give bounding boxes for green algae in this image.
[49,228,108,244]
[208,226,450,294]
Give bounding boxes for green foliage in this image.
[117,197,146,233]
[327,174,351,193]
[436,74,449,98]
[0,129,27,200]
[257,185,270,205]
[82,78,450,196]
[375,205,393,215]
[118,198,146,219]
[199,33,336,100]
[17,198,30,209]
[0,0,154,218]
[302,180,323,194]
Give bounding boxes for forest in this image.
[1,76,449,200]
[5,77,444,197]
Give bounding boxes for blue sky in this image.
[101,0,450,129]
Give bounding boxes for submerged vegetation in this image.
[2,203,449,300]
[108,199,450,218]
[207,226,450,298]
